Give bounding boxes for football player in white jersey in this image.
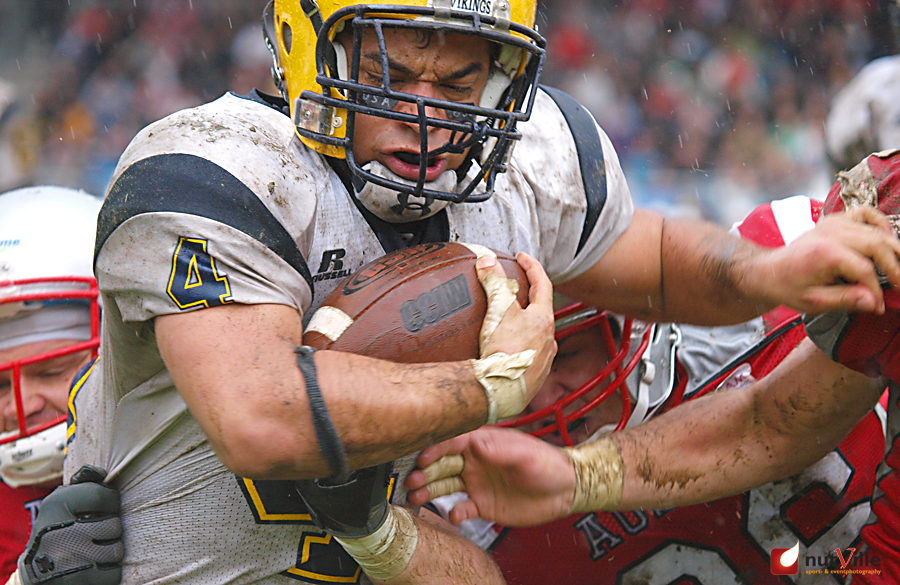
[61,0,900,583]
[0,186,122,585]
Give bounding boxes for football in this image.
[302,242,529,362]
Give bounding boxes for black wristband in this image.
[295,346,350,481]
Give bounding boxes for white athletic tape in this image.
[478,274,520,353]
[461,242,522,352]
[424,476,466,500]
[459,242,496,259]
[471,350,535,424]
[563,437,624,514]
[422,454,465,484]
[335,505,418,581]
[420,454,466,499]
[305,306,354,342]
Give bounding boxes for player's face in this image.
[0,339,93,434]
[346,27,492,179]
[522,326,624,447]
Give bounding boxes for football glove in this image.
[18,466,123,585]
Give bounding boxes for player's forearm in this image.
[657,217,772,324]
[210,350,491,479]
[607,339,883,510]
[360,508,505,585]
[157,305,494,479]
[316,350,492,474]
[556,210,770,324]
[159,288,548,480]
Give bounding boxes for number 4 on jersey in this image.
[167,237,233,309]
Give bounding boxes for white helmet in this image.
[825,54,900,173]
[0,186,101,487]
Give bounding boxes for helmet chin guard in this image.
[354,160,455,222]
[0,422,66,487]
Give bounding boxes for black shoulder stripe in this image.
[96,153,313,291]
[539,86,607,255]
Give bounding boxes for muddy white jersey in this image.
[64,87,633,585]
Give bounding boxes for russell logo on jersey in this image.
[313,248,352,283]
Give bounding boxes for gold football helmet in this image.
[267,0,545,208]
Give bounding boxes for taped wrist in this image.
[471,350,535,424]
[479,273,520,351]
[295,346,349,480]
[335,505,419,581]
[562,437,624,514]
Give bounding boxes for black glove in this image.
[295,462,393,539]
[18,466,124,585]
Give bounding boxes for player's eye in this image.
[441,84,474,100]
[362,71,383,87]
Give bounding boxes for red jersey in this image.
[486,197,888,583]
[854,386,900,584]
[0,481,51,583]
[488,317,886,584]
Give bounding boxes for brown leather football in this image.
[302,242,529,362]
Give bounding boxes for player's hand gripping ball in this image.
[805,149,900,382]
[303,242,529,362]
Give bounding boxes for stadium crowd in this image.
[0,0,895,223]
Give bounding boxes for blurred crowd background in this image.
[0,0,896,225]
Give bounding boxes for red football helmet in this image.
[0,186,101,487]
[496,303,687,446]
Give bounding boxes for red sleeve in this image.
[0,482,51,582]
